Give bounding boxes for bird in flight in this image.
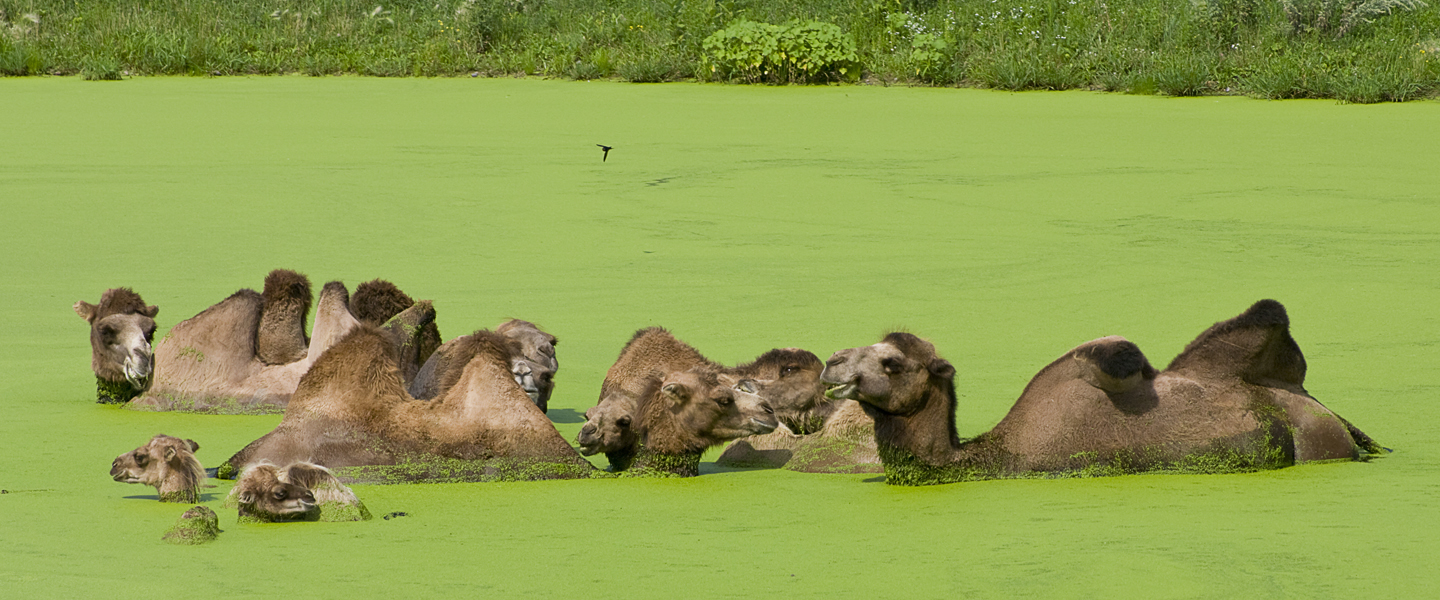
[597,144,613,162]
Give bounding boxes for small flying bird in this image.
[597,144,613,162]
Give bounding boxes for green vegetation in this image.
[622,447,703,477]
[94,376,140,404]
[2,0,1438,100]
[161,506,220,545]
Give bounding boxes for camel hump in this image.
[349,279,415,326]
[1072,336,1156,394]
[1166,300,1306,387]
[257,270,313,365]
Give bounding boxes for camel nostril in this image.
[762,403,774,415]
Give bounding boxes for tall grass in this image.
[1,0,1437,101]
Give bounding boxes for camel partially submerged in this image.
[110,434,204,503]
[75,288,159,404]
[624,366,780,477]
[717,399,882,474]
[410,319,559,412]
[111,271,434,414]
[349,279,443,386]
[576,327,714,470]
[821,300,1385,486]
[227,462,371,522]
[220,325,594,484]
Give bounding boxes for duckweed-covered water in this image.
[2,77,1437,598]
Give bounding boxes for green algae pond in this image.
[2,77,1438,598]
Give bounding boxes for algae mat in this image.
[2,77,1437,598]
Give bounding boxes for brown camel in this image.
[821,300,1385,486]
[110,434,204,503]
[75,288,159,404]
[227,462,371,522]
[716,399,882,473]
[115,271,433,414]
[410,319,559,412]
[623,365,780,476]
[219,325,594,484]
[349,279,443,384]
[576,327,715,470]
[578,328,817,473]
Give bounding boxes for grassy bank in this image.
[2,0,1438,100]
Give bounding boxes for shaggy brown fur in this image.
[409,321,559,412]
[75,288,159,403]
[231,463,319,522]
[821,300,1383,486]
[228,462,369,522]
[126,275,428,414]
[626,365,779,476]
[577,327,717,469]
[111,435,204,503]
[729,348,829,434]
[221,326,591,483]
[256,269,312,365]
[349,279,443,377]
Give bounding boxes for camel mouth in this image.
[749,417,779,434]
[576,444,600,456]
[113,474,142,484]
[824,383,857,400]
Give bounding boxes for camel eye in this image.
[882,358,903,374]
[133,451,148,465]
[714,395,733,407]
[273,490,287,500]
[781,366,797,376]
[617,416,631,427]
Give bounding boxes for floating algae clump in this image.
[162,506,220,545]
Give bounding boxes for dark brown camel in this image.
[820,300,1384,486]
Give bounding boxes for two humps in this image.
[816,299,1385,486]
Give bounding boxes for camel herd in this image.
[86,270,1385,523]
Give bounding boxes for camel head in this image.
[234,464,319,522]
[644,367,778,452]
[821,332,955,417]
[733,348,827,431]
[75,288,159,400]
[498,319,559,412]
[576,398,635,457]
[111,435,203,502]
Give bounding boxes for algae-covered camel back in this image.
[822,300,1384,486]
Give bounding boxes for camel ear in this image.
[661,382,691,405]
[142,305,159,318]
[74,301,96,322]
[164,446,178,462]
[736,379,758,394]
[1074,337,1154,395]
[927,359,955,380]
[186,439,200,452]
[237,491,255,505]
[1167,300,1306,387]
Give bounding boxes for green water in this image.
[2,77,1437,598]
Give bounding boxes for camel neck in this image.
[625,446,702,477]
[605,445,638,472]
[97,376,142,404]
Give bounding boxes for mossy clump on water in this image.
[161,506,219,545]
